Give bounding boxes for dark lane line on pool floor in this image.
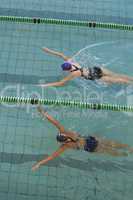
[0,152,132,173]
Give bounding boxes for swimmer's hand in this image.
[37,83,55,87]
[42,47,60,55]
[37,81,65,87]
[32,163,41,171]
[42,47,51,53]
[37,84,48,87]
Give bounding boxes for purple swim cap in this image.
[61,62,72,71]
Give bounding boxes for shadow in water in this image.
[0,152,133,173]
[0,73,60,84]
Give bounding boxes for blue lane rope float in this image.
[0,96,133,112]
[0,15,133,31]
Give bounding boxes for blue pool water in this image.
[0,1,133,200]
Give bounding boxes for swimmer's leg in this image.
[116,75,133,82]
[105,149,128,157]
[109,141,133,153]
[102,67,133,81]
[95,147,128,156]
[97,137,129,149]
[96,137,133,155]
[110,73,133,82]
[106,141,129,149]
[108,142,133,155]
[101,76,131,84]
[101,67,116,76]
[94,137,128,156]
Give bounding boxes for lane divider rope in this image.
[0,15,133,31]
[0,96,132,112]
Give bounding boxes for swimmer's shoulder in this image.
[64,130,80,140]
[67,58,82,69]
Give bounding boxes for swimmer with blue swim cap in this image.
[32,105,133,171]
[38,47,133,87]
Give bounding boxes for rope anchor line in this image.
[0,96,133,112]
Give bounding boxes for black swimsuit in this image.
[57,133,98,153]
[71,65,103,80]
[84,136,98,152]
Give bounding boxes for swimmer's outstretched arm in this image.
[37,105,65,132]
[32,144,71,171]
[38,71,80,87]
[42,47,70,61]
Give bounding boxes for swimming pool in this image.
[0,1,133,200]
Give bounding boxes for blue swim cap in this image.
[61,62,72,71]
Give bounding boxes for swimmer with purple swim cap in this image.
[38,47,133,87]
